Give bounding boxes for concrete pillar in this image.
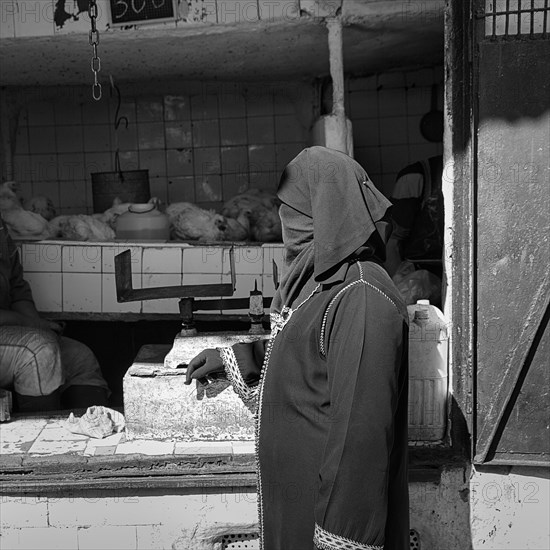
[327,17,347,154]
[310,17,354,157]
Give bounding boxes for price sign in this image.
[109,0,178,26]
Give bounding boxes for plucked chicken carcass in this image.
[222,189,282,242]
[222,210,251,241]
[166,202,249,242]
[0,181,52,240]
[48,214,115,241]
[23,195,57,221]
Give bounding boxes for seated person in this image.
[385,155,444,306]
[0,214,109,412]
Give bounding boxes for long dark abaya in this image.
[219,147,409,550]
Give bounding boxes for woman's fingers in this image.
[185,352,207,384]
[187,364,214,383]
[184,349,224,385]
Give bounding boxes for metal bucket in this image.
[91,169,150,213]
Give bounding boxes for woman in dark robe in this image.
[186,146,409,550]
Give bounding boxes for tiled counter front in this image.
[17,241,284,316]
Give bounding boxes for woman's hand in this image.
[27,317,64,336]
[185,349,224,385]
[45,319,65,336]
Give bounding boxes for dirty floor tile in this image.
[28,439,88,455]
[37,426,90,442]
[231,441,255,455]
[115,439,175,456]
[0,421,45,444]
[89,444,117,456]
[174,441,233,455]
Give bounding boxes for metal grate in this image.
[221,533,260,549]
[485,0,550,37]
[410,528,421,549]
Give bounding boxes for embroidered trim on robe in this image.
[219,347,258,413]
[314,523,383,550]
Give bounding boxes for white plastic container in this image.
[407,300,449,441]
[115,203,170,242]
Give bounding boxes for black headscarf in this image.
[272,146,392,313]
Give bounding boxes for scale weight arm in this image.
[114,248,237,303]
[114,247,272,321]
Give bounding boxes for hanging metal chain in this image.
[89,0,101,100]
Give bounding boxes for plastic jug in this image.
[407,299,449,441]
[115,203,170,242]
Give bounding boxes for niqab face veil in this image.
[272,146,392,312]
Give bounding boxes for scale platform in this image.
[124,344,256,441]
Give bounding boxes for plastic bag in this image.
[393,262,442,306]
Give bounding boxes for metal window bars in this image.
[484,0,549,37]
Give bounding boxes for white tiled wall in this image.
[102,273,142,313]
[62,273,102,312]
[348,66,444,196]
[12,66,442,217]
[18,241,283,316]
[142,274,183,314]
[142,247,183,273]
[183,247,223,273]
[19,242,62,272]
[24,272,62,311]
[13,81,311,215]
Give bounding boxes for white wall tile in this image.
[183,246,222,273]
[14,0,55,37]
[0,1,16,38]
[25,272,62,312]
[62,273,102,312]
[62,245,102,272]
[102,245,142,273]
[233,246,263,275]
[77,525,138,550]
[20,243,62,272]
[262,275,277,299]
[262,244,285,276]
[222,246,263,276]
[102,274,142,313]
[0,529,19,549]
[0,499,49,528]
[142,247,182,273]
[17,527,78,550]
[141,274,181,313]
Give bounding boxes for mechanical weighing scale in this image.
[114,247,272,441]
